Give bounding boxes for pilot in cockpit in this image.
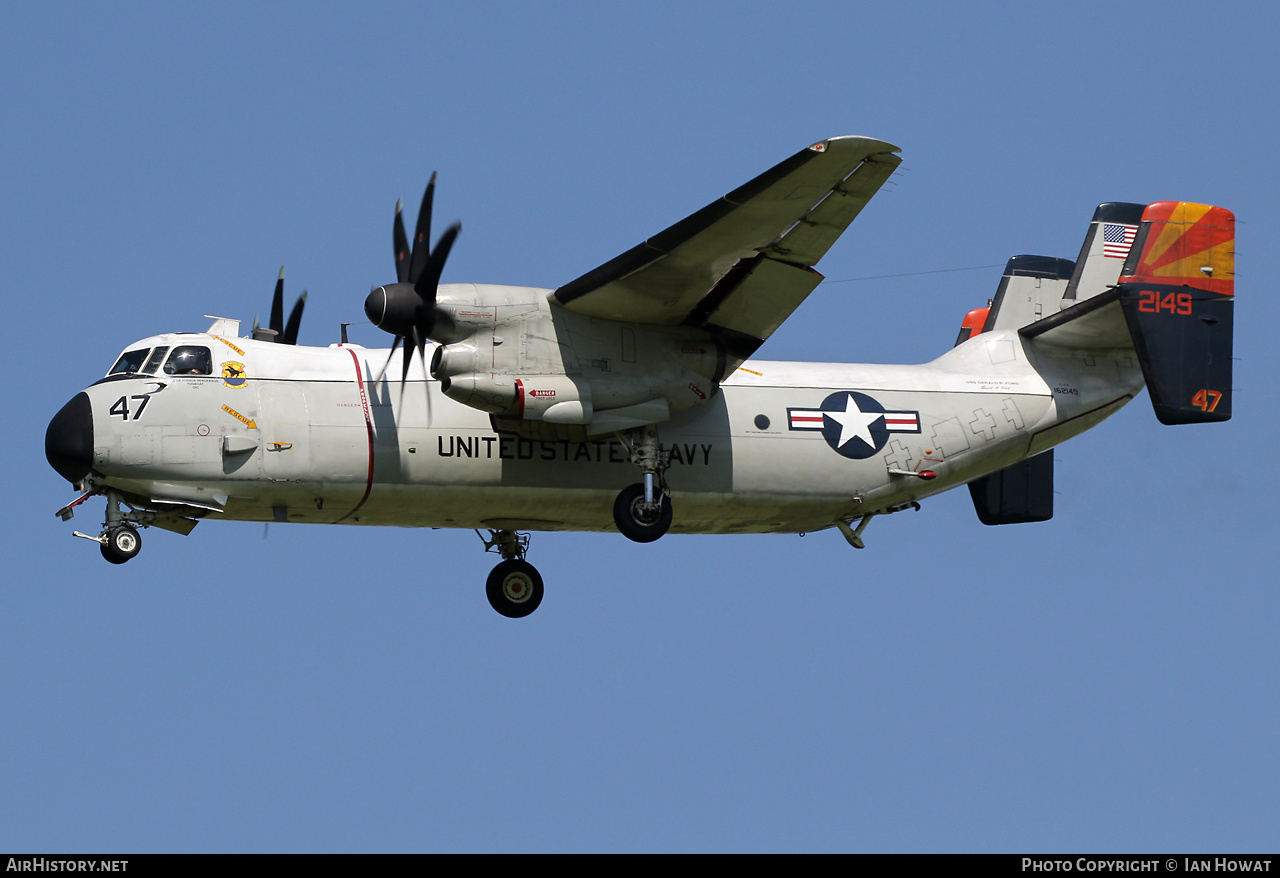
[162,346,212,376]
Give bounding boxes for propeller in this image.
[254,266,308,344]
[364,173,460,386]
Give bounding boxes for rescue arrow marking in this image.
[221,404,257,429]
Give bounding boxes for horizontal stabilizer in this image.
[1019,286,1130,350]
[968,452,1053,525]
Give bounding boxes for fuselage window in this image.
[108,348,151,376]
[142,346,170,375]
[163,345,213,375]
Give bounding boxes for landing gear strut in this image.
[67,490,152,565]
[477,529,543,618]
[613,425,673,543]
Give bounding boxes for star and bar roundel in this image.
[787,391,921,459]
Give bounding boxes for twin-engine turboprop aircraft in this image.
[44,136,1235,617]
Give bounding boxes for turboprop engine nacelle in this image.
[437,372,594,423]
[429,294,723,429]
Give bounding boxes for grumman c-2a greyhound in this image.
[45,136,1235,617]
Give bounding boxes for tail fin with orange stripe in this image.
[1116,201,1234,424]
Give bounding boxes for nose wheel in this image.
[477,528,544,617]
[100,524,142,565]
[64,490,152,565]
[485,559,544,618]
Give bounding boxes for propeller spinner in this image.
[364,173,460,385]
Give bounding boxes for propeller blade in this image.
[393,199,411,284]
[370,174,460,396]
[407,172,437,285]
[415,333,428,375]
[414,222,461,302]
[270,266,285,336]
[401,325,420,387]
[282,290,307,345]
[374,335,403,384]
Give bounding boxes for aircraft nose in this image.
[46,392,93,484]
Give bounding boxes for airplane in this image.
[44,135,1235,617]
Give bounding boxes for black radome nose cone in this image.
[46,392,93,484]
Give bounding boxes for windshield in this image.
[142,346,169,374]
[108,348,150,376]
[163,346,213,375]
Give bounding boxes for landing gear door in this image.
[256,381,311,480]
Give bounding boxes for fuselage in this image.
[48,324,1143,537]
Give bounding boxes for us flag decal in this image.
[1102,223,1137,259]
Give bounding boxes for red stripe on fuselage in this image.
[334,348,376,523]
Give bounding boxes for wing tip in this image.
[816,135,902,155]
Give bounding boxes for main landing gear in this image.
[612,425,673,543]
[63,489,152,565]
[613,483,672,543]
[477,529,543,618]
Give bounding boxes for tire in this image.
[612,482,673,543]
[486,559,544,618]
[100,525,142,565]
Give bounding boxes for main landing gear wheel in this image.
[613,482,673,543]
[100,524,142,565]
[486,559,544,618]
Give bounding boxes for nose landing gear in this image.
[477,529,543,617]
[100,524,143,564]
[63,489,153,565]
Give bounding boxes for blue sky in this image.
[3,2,1277,852]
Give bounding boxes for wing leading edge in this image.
[553,136,902,356]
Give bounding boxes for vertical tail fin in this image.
[1062,202,1146,303]
[954,305,990,345]
[981,255,1076,332]
[968,451,1054,525]
[1010,201,1236,425]
[1116,206,1233,427]
[1117,202,1235,424]
[1119,202,1235,295]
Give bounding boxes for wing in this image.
[553,135,901,353]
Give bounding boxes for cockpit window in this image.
[141,346,170,375]
[108,348,151,375]
[163,345,213,375]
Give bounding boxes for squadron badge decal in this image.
[221,361,248,388]
[787,391,920,459]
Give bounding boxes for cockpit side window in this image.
[142,346,170,375]
[163,345,213,375]
[108,348,151,376]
